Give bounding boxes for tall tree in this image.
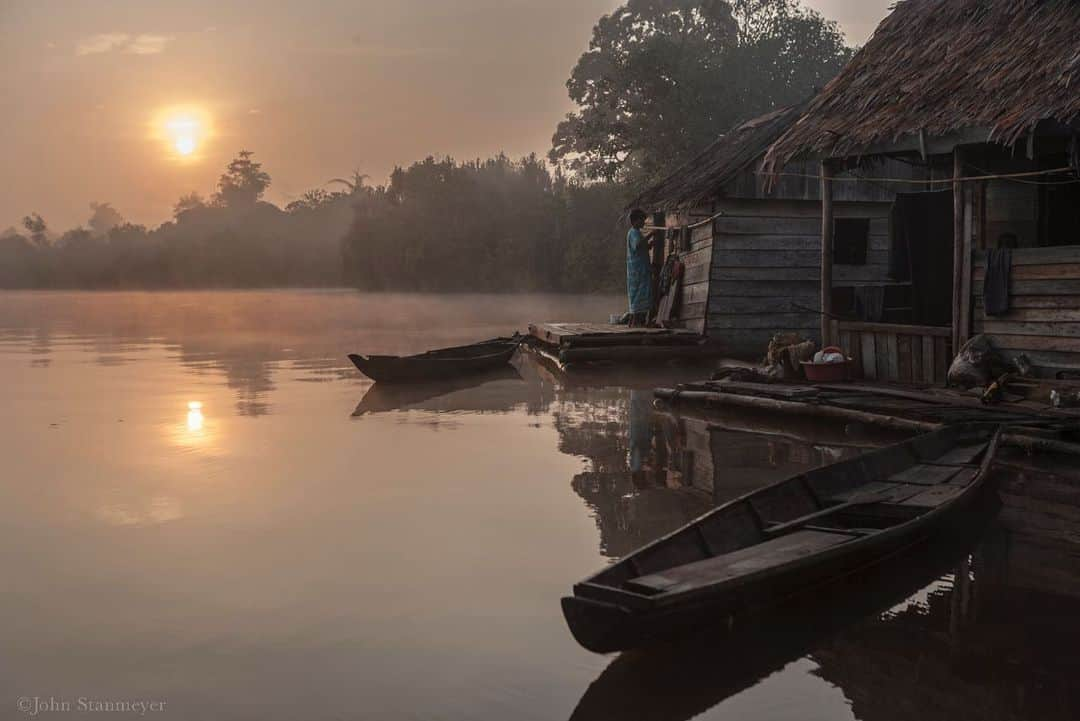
[550,0,850,187]
[173,192,207,220]
[21,213,48,247]
[87,202,124,236]
[213,150,272,208]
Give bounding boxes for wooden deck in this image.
[528,322,699,347]
[526,322,719,370]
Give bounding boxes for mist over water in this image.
[1,290,1077,720]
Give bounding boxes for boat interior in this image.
[579,426,996,602]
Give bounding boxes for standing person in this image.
[626,209,653,327]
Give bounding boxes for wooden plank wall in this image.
[833,320,951,384]
[706,199,892,357]
[973,246,1080,376]
[667,209,714,334]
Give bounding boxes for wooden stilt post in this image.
[650,211,666,323]
[952,148,965,354]
[820,161,835,348]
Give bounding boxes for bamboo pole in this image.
[952,148,965,354]
[820,161,835,347]
[654,388,940,434]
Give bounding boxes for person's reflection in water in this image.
[628,389,654,478]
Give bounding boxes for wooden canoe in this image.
[347,337,519,383]
[562,424,1003,653]
[568,497,999,721]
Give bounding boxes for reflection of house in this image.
[709,427,856,504]
[564,400,865,559]
[815,527,1080,721]
[763,0,1080,380]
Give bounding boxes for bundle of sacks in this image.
[764,332,817,381]
[946,334,1003,389]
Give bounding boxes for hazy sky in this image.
[1,0,892,230]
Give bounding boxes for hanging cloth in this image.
[983,248,1012,316]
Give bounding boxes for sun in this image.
[166,116,200,156]
[154,105,212,160]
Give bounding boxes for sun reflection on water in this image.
[187,401,204,432]
[174,399,218,453]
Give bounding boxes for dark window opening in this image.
[834,218,869,265]
[1039,181,1080,247]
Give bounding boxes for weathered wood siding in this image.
[666,209,714,334]
[833,320,951,384]
[973,245,1080,376]
[706,199,893,357]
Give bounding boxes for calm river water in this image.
[1,290,1077,720]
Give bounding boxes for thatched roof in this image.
[633,103,805,210]
[764,0,1080,172]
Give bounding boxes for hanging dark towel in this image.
[854,285,885,322]
[983,248,1012,316]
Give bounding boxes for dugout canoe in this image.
[348,337,519,383]
[562,424,1002,653]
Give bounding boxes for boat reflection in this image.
[351,366,526,415]
[568,502,1001,721]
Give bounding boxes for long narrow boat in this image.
[347,337,519,383]
[562,424,1002,653]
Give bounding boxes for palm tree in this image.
[326,169,370,196]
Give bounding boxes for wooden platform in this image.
[526,322,720,370]
[528,322,699,347]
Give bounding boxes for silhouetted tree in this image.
[341,154,626,293]
[550,0,850,186]
[213,150,271,208]
[285,189,333,213]
[327,170,370,196]
[22,213,48,247]
[88,202,124,236]
[173,192,207,220]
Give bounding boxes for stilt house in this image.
[635,106,925,359]
[763,0,1080,382]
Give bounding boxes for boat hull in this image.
[348,341,518,383]
[563,526,937,654]
[562,442,997,654]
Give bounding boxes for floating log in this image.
[1002,433,1080,458]
[657,387,1080,458]
[655,387,940,434]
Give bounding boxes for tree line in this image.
[1,0,849,292]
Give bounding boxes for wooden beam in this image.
[959,181,974,348]
[836,321,951,337]
[821,160,835,346]
[952,148,965,353]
